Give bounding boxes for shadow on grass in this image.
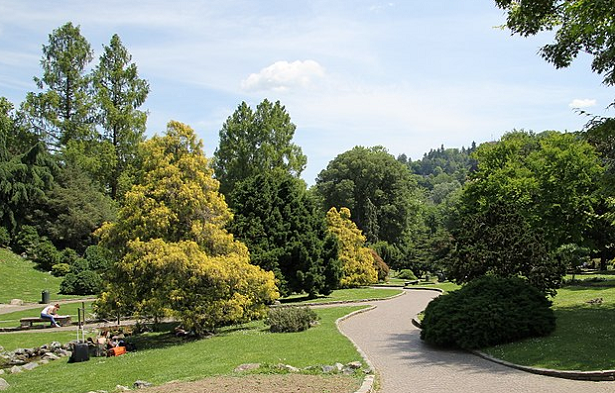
[278,294,324,304]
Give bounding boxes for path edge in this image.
[336,305,378,393]
[408,287,615,381]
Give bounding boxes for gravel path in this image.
[338,289,615,393]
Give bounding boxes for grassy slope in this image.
[3,306,367,393]
[482,286,615,371]
[0,248,85,303]
[280,287,403,304]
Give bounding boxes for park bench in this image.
[20,316,72,328]
[404,280,419,286]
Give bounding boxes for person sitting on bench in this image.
[41,303,61,328]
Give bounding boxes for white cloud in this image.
[569,98,597,108]
[241,60,325,92]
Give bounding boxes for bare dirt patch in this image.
[143,374,362,393]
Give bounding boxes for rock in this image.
[234,363,261,373]
[50,341,62,350]
[22,362,38,371]
[0,378,9,391]
[346,361,362,369]
[334,362,344,372]
[9,366,22,374]
[115,385,130,391]
[54,349,71,357]
[342,366,355,375]
[0,346,4,352]
[39,359,49,365]
[0,369,4,375]
[276,364,300,373]
[321,365,336,373]
[42,352,60,361]
[9,299,23,306]
[133,380,152,389]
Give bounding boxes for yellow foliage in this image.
[95,121,279,334]
[326,207,377,287]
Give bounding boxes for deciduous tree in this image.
[96,121,278,334]
[326,207,377,287]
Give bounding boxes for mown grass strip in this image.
[2,306,368,393]
[482,286,615,371]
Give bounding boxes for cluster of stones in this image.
[0,342,71,374]
[234,361,367,375]
[0,342,72,391]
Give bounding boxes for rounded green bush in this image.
[33,240,61,271]
[397,269,417,280]
[60,270,102,295]
[420,276,555,349]
[51,262,71,277]
[266,307,319,333]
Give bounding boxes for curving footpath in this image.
[338,289,615,393]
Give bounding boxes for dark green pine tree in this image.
[229,171,341,297]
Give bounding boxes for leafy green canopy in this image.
[496,0,615,89]
[449,131,603,295]
[96,121,278,335]
[229,171,341,297]
[316,146,420,247]
[213,99,307,196]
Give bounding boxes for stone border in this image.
[407,287,615,381]
[472,350,615,381]
[336,305,378,393]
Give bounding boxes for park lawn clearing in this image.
[0,301,95,329]
[0,330,78,352]
[482,286,615,371]
[2,306,368,393]
[0,248,87,304]
[280,287,402,304]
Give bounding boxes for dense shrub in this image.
[396,269,417,280]
[32,240,62,271]
[420,276,555,349]
[60,270,102,295]
[13,225,40,255]
[69,257,90,274]
[51,263,71,277]
[61,248,79,265]
[0,227,10,247]
[84,245,112,272]
[370,249,390,282]
[266,307,319,333]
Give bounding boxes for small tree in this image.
[326,207,377,287]
[96,121,278,335]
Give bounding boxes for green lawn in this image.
[280,287,402,304]
[0,301,94,329]
[482,286,615,371]
[2,306,367,393]
[0,248,87,303]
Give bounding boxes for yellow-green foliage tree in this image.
[326,207,377,287]
[96,121,278,335]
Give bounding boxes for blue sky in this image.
[1,0,612,184]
